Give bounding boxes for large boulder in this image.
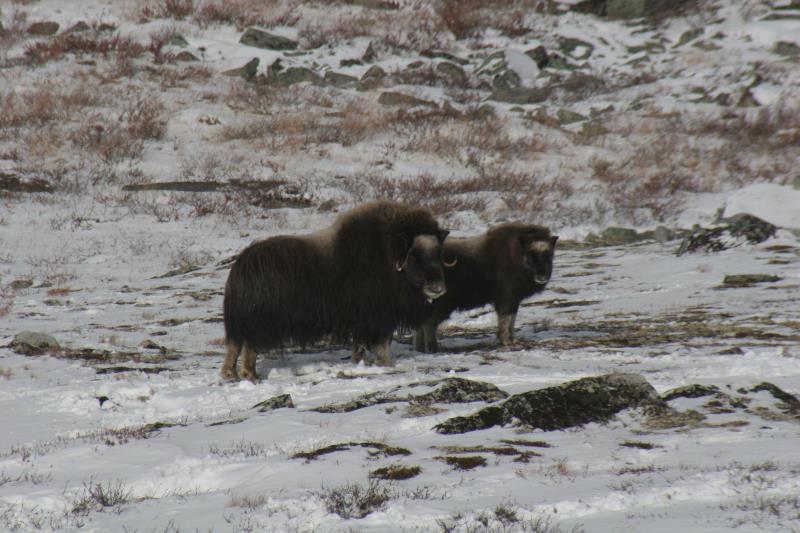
[435,373,661,434]
[12,332,60,356]
[239,27,298,51]
[676,213,778,256]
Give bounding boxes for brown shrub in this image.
[194,0,299,31]
[136,0,195,21]
[23,33,146,65]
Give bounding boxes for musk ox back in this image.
[222,201,448,382]
[413,222,558,353]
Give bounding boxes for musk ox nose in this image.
[534,274,551,285]
[423,281,446,301]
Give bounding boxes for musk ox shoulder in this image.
[223,200,449,382]
[413,222,557,353]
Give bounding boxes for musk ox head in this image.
[396,230,449,303]
[520,233,558,286]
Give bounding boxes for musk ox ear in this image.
[438,229,450,243]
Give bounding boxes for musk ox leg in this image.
[238,343,260,383]
[352,344,368,365]
[221,340,241,381]
[497,312,517,346]
[373,339,393,366]
[412,322,439,353]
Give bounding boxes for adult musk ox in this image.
[222,200,449,382]
[413,223,558,353]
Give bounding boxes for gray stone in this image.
[168,34,190,48]
[721,274,782,287]
[652,226,674,243]
[773,41,800,58]
[489,86,551,105]
[525,45,549,69]
[675,28,703,48]
[27,21,60,36]
[662,384,721,402]
[222,58,259,79]
[436,61,467,86]
[556,108,587,125]
[270,66,322,86]
[10,279,33,290]
[65,21,90,34]
[600,227,641,245]
[559,37,594,59]
[324,71,359,89]
[793,176,800,190]
[239,27,298,51]
[359,65,386,90]
[420,49,469,65]
[362,41,377,63]
[12,332,60,356]
[175,51,199,62]
[378,91,436,108]
[435,373,662,434]
[252,393,294,412]
[349,0,400,10]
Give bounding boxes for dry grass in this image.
[23,33,146,65]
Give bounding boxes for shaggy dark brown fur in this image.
[413,223,557,352]
[222,201,448,382]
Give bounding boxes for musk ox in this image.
[413,223,558,352]
[222,200,449,382]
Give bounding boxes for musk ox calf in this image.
[413,222,558,353]
[222,200,449,382]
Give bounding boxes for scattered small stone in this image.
[378,91,436,107]
[662,384,721,402]
[324,71,359,89]
[252,393,294,412]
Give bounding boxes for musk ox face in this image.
[397,231,449,303]
[522,235,558,286]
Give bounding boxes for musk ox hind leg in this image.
[239,342,261,383]
[497,311,518,346]
[221,340,241,381]
[352,343,368,364]
[373,338,393,366]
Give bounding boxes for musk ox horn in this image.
[395,260,404,272]
[443,257,458,268]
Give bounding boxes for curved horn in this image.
[443,256,458,268]
[395,260,404,272]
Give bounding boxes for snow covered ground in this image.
[2,1,800,531]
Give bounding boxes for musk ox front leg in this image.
[497,311,518,346]
[352,344,368,364]
[412,321,439,353]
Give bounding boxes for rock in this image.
[525,45,549,69]
[749,382,800,413]
[559,37,594,59]
[552,73,606,100]
[662,384,721,402]
[420,49,469,65]
[489,86,551,105]
[362,41,377,63]
[349,0,400,10]
[359,65,386,90]
[676,213,777,256]
[0,173,54,193]
[477,50,537,90]
[175,51,199,62]
[773,41,800,58]
[324,71,359,89]
[721,274,782,287]
[556,108,587,125]
[222,58,259,80]
[675,28,703,48]
[27,21,60,36]
[378,91,436,108]
[436,61,467,86]
[12,332,60,356]
[252,393,294,412]
[270,66,322,86]
[168,34,190,48]
[65,21,90,34]
[239,27,298,51]
[652,226,674,243]
[10,279,34,290]
[793,176,800,191]
[599,227,641,245]
[434,373,662,434]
